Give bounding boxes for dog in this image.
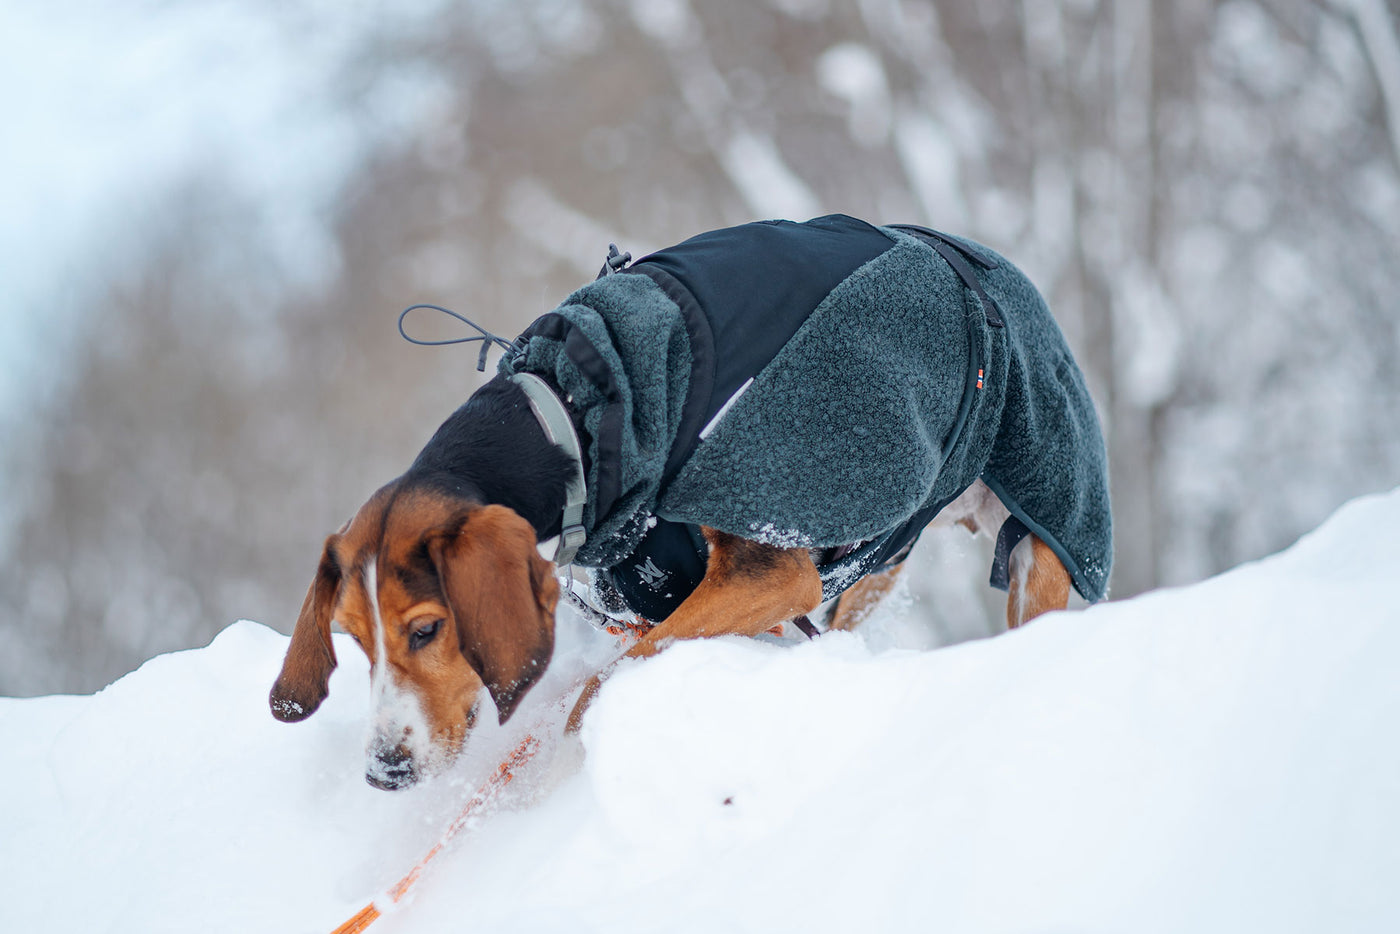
[269,215,1112,789]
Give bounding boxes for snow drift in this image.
[4,489,1399,933]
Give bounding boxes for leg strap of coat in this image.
[890,225,1006,328]
[989,515,1031,592]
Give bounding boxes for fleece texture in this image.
[501,216,1112,602]
[500,272,692,568]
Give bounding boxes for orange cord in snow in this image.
[329,732,542,934]
[329,602,654,934]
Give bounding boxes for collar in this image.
[509,372,588,566]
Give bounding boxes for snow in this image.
[4,488,1400,933]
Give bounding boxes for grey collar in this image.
[509,372,588,566]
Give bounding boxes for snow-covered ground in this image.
[4,488,1399,933]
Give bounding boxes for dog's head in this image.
[268,480,558,789]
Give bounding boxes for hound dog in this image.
[269,215,1112,789]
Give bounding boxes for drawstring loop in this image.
[397,303,519,371]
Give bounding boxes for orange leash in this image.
[328,605,651,934]
[329,732,542,934]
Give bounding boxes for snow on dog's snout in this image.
[363,561,433,790]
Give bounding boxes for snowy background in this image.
[1,0,1399,696]
[3,487,1397,932]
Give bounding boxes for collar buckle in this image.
[557,524,587,567]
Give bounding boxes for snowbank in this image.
[4,489,1399,933]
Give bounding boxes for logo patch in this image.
[635,556,669,591]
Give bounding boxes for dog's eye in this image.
[409,619,442,651]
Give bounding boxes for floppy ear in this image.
[269,536,341,722]
[428,504,558,724]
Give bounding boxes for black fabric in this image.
[629,214,894,488]
[607,518,709,622]
[891,225,1005,327]
[887,223,1001,269]
[890,224,1002,268]
[989,515,1032,592]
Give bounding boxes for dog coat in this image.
[499,214,1112,619]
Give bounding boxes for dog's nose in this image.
[365,744,418,791]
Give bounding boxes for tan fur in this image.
[268,536,342,722]
[269,485,557,774]
[273,472,1073,780]
[566,527,823,731]
[425,503,558,722]
[1006,535,1071,629]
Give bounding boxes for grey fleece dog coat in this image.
[500,214,1112,617]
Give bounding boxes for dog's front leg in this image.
[566,528,822,732]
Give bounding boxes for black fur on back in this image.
[406,375,576,539]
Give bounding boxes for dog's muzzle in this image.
[366,742,418,791]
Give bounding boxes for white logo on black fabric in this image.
[636,557,668,591]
